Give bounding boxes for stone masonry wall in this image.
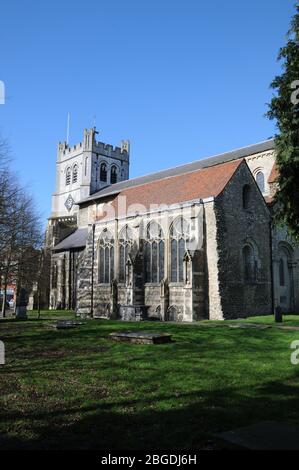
[215,161,272,319]
[75,202,206,321]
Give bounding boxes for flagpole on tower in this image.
[66,112,70,144]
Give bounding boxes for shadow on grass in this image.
[1,325,292,376]
[1,377,299,450]
[1,318,299,449]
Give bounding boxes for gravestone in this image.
[275,306,283,323]
[15,288,28,319]
[118,305,148,321]
[53,320,83,329]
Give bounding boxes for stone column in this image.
[183,252,193,322]
[204,201,224,320]
[160,279,169,321]
[110,279,118,319]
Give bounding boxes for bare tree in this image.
[0,135,43,317]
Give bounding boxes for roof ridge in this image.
[108,139,275,188]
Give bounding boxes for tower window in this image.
[111,165,117,184]
[72,164,78,183]
[66,167,71,185]
[242,184,250,209]
[100,162,107,182]
[256,171,265,193]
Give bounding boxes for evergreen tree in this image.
[267,3,299,240]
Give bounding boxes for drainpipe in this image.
[68,251,72,310]
[90,224,95,317]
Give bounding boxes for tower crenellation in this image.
[50,127,130,221]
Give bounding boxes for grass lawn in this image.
[1,311,299,449]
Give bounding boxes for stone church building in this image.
[46,128,299,321]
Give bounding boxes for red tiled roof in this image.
[104,159,243,217]
[268,164,279,184]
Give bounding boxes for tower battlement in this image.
[58,128,130,162]
[58,141,83,152]
[93,140,130,160]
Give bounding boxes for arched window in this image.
[72,164,78,183]
[242,184,250,209]
[256,171,265,193]
[100,162,107,182]
[170,217,189,283]
[119,225,134,283]
[84,157,88,176]
[52,262,58,289]
[243,244,257,282]
[144,221,164,283]
[66,167,71,185]
[279,258,285,286]
[111,165,117,184]
[98,230,114,284]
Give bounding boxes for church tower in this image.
[47,127,130,247]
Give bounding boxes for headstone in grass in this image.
[275,306,283,323]
[15,288,28,320]
[53,320,83,330]
[215,421,299,450]
[228,323,271,330]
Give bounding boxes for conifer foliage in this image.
[267,3,299,239]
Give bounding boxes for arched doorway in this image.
[277,243,294,312]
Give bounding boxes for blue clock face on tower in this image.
[65,194,75,212]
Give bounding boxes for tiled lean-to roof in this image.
[53,228,88,251]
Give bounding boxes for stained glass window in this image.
[144,221,164,283]
[170,217,189,283]
[98,230,114,283]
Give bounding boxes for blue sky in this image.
[0,0,295,220]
